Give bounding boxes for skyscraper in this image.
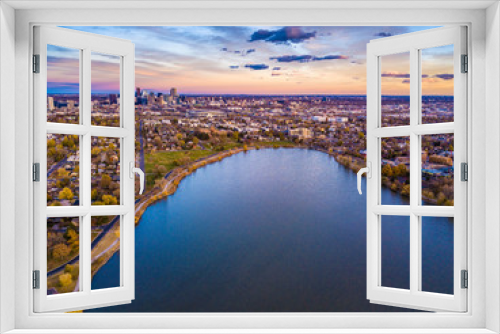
[47,96,54,111]
[109,94,118,105]
[170,87,178,98]
[136,87,141,97]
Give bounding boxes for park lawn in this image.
[145,149,216,175]
[257,140,297,148]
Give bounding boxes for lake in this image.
[90,148,453,312]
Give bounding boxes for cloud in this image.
[249,27,316,44]
[374,32,393,37]
[381,71,410,78]
[270,54,348,63]
[271,73,281,76]
[272,67,281,71]
[229,65,239,69]
[220,47,228,51]
[313,55,349,61]
[244,64,269,70]
[246,49,256,54]
[435,73,454,80]
[402,79,410,84]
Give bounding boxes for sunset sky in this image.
[47,26,454,95]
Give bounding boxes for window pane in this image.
[91,137,121,205]
[91,216,121,290]
[47,134,80,206]
[91,52,121,127]
[421,216,454,294]
[380,52,410,127]
[381,215,410,290]
[381,137,410,205]
[47,217,80,295]
[421,134,454,206]
[421,45,454,124]
[47,45,80,124]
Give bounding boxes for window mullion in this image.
[81,47,92,294]
[409,47,420,294]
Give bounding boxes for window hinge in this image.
[461,162,468,181]
[33,270,40,289]
[461,270,468,289]
[33,54,40,73]
[33,163,40,182]
[461,54,468,73]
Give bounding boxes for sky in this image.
[47,26,454,95]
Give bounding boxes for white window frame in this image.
[365,26,467,312]
[32,26,136,313]
[2,2,498,333]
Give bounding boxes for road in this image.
[139,120,145,172]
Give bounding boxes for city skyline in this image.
[48,26,454,95]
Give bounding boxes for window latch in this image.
[357,161,371,195]
[129,161,145,195]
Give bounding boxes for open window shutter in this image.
[33,26,136,312]
[365,26,467,312]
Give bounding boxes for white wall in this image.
[486,2,500,333]
[0,2,16,333]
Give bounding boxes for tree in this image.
[394,164,407,177]
[59,187,74,200]
[100,174,111,189]
[101,194,118,205]
[58,273,73,287]
[193,137,199,145]
[52,243,71,259]
[232,131,239,141]
[176,133,183,141]
[401,184,410,197]
[382,164,393,177]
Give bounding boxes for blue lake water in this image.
[90,148,453,312]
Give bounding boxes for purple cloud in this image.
[229,65,239,69]
[272,67,281,70]
[381,72,410,78]
[270,54,348,63]
[245,64,269,70]
[375,32,393,37]
[435,73,454,80]
[249,27,316,44]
